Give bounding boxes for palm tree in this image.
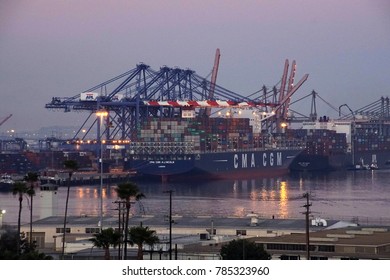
[12,181,29,256]
[61,159,78,259]
[115,181,145,259]
[129,225,159,260]
[89,227,121,260]
[24,172,39,247]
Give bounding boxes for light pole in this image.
[302,192,312,260]
[96,111,108,232]
[163,190,174,260]
[0,209,6,229]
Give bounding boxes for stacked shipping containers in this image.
[289,129,347,156]
[136,117,255,153]
[354,121,390,152]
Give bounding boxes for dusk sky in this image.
[1,0,389,133]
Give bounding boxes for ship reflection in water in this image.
[247,180,289,218]
[1,170,390,225]
[279,181,289,218]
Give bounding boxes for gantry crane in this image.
[273,59,308,131]
[45,55,308,141]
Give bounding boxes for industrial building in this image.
[19,213,372,260]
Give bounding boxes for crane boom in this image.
[274,72,309,132]
[283,60,297,119]
[209,48,220,99]
[205,48,221,116]
[278,59,289,105]
[0,114,12,127]
[276,73,309,113]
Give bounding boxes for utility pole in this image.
[96,110,108,232]
[163,190,174,260]
[302,192,312,260]
[113,200,125,260]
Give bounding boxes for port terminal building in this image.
[16,214,390,260]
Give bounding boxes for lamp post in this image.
[163,190,174,260]
[302,192,312,260]
[96,111,108,232]
[0,209,6,229]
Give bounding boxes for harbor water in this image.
[1,169,390,226]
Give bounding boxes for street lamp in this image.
[0,209,6,229]
[96,110,108,231]
[302,192,312,260]
[163,190,174,260]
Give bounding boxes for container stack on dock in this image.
[23,150,95,171]
[0,152,34,174]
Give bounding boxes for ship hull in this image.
[290,119,390,172]
[126,149,301,180]
[0,174,14,192]
[0,183,13,192]
[290,150,390,172]
[290,153,348,172]
[345,150,390,170]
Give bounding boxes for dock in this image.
[40,171,135,186]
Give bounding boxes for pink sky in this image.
[0,0,389,131]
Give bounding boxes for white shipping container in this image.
[182,109,195,118]
[80,92,99,101]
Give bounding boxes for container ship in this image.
[0,118,303,182]
[289,117,390,171]
[40,57,311,181]
[124,116,303,181]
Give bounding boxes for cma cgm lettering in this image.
[233,152,283,169]
[190,149,299,179]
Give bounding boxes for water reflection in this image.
[1,170,390,225]
[233,206,246,217]
[279,181,288,218]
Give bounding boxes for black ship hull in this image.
[290,150,390,172]
[126,149,301,181]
